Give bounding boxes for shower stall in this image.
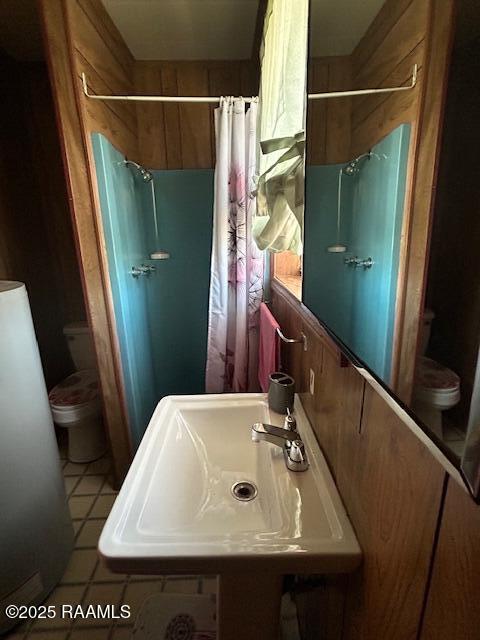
[303,123,411,381]
[91,133,214,447]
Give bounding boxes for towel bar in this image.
[276,328,308,352]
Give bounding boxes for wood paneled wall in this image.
[272,280,480,640]
[339,384,445,640]
[65,0,138,159]
[40,0,134,482]
[273,252,301,277]
[350,0,428,156]
[0,54,85,388]
[420,477,480,640]
[307,56,351,165]
[135,60,258,169]
[22,67,86,326]
[307,0,429,165]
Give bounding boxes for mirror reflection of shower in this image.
[342,151,373,176]
[327,151,373,253]
[123,159,170,260]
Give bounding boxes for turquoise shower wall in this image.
[91,133,157,448]
[92,134,213,446]
[303,163,355,344]
[141,170,213,398]
[304,124,411,382]
[350,124,410,380]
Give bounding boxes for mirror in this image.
[302,0,480,493]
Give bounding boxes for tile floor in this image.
[6,443,217,640]
[442,422,466,457]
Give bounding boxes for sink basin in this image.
[100,393,360,573]
[99,393,361,639]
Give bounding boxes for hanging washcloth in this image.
[258,302,281,392]
[253,0,309,255]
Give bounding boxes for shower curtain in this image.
[205,97,264,393]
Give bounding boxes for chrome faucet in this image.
[251,414,309,472]
[130,264,156,278]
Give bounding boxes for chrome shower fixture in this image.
[327,149,375,253]
[123,159,153,182]
[123,159,170,261]
[342,151,373,176]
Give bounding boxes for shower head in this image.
[123,160,168,259]
[342,151,373,176]
[342,162,358,176]
[123,159,153,182]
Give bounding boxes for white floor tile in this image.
[73,475,105,496]
[69,495,96,519]
[61,549,98,584]
[76,520,106,548]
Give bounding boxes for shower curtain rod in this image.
[81,65,417,104]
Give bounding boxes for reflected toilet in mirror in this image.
[412,309,461,448]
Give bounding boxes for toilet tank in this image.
[63,321,97,371]
[420,308,435,356]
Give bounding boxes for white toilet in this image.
[413,309,461,438]
[49,322,106,463]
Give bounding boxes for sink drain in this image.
[231,481,258,502]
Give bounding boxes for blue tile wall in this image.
[141,170,213,398]
[92,133,157,447]
[92,134,213,446]
[303,124,411,382]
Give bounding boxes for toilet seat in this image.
[414,357,460,409]
[49,370,101,425]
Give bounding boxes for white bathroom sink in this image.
[99,394,361,575]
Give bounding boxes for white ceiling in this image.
[101,0,260,60]
[101,0,386,61]
[309,0,386,57]
[0,0,387,63]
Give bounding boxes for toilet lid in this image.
[416,357,460,392]
[49,369,99,408]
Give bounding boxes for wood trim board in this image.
[38,0,133,483]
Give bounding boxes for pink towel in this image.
[258,302,280,392]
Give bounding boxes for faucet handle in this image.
[288,440,305,462]
[286,439,309,470]
[252,423,309,472]
[284,408,297,431]
[252,422,298,447]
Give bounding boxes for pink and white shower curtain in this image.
[205,97,264,393]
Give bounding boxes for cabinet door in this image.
[337,386,445,640]
[420,479,480,640]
